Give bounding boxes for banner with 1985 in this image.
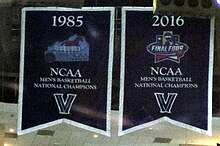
[18,7,115,136]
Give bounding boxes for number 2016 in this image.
[152,15,184,27]
[52,15,83,27]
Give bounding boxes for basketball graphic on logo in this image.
[176,50,184,57]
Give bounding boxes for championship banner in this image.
[18,7,114,136]
[119,7,214,136]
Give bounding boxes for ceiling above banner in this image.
[153,0,220,18]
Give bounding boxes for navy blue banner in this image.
[119,7,214,136]
[18,7,115,136]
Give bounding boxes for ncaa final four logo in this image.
[146,31,188,63]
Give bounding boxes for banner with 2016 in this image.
[118,7,214,136]
[18,7,214,136]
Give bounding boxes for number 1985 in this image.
[52,15,83,27]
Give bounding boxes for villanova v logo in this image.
[54,93,77,114]
[154,93,177,113]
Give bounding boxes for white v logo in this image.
[54,93,77,114]
[154,93,177,113]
